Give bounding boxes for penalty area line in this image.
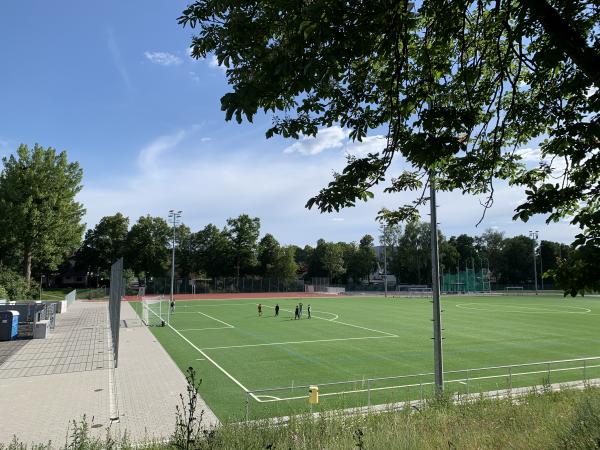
[202,334,398,351]
[146,306,257,400]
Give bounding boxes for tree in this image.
[77,213,129,283]
[475,229,505,276]
[499,236,535,285]
[0,144,85,286]
[175,224,194,279]
[449,235,478,271]
[321,242,346,283]
[125,215,170,280]
[550,243,600,296]
[181,0,599,292]
[225,214,261,277]
[271,246,299,282]
[356,235,378,282]
[258,233,280,276]
[192,224,232,278]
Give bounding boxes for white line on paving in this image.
[202,335,398,350]
[197,311,235,328]
[146,307,257,400]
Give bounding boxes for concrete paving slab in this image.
[0,300,218,447]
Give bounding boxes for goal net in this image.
[141,296,164,326]
[407,287,433,298]
[504,286,524,295]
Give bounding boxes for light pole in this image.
[169,210,182,323]
[383,236,388,298]
[429,170,443,395]
[529,231,539,295]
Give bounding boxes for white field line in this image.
[197,311,235,328]
[262,304,397,337]
[252,363,600,403]
[456,303,591,314]
[201,335,397,351]
[146,306,258,400]
[178,326,234,332]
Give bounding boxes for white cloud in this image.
[137,129,187,175]
[208,54,226,72]
[107,28,132,90]
[189,71,201,83]
[283,126,386,157]
[79,126,578,246]
[200,137,212,142]
[346,135,387,156]
[515,147,542,162]
[144,51,182,66]
[283,127,346,155]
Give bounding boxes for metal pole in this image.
[529,231,539,295]
[384,236,388,298]
[367,379,371,408]
[540,242,544,291]
[429,171,444,395]
[169,210,182,324]
[245,392,249,422]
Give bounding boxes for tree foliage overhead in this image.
[0,144,85,286]
[180,0,599,260]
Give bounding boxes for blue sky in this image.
[0,1,577,245]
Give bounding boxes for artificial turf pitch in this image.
[133,295,600,421]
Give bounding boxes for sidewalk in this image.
[0,301,218,447]
[111,302,219,441]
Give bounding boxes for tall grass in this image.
[3,383,600,449]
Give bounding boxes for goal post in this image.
[504,286,524,295]
[407,287,433,298]
[141,296,164,326]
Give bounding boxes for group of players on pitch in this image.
[257,302,311,319]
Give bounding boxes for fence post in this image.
[547,362,551,384]
[466,369,470,396]
[367,379,371,409]
[245,392,250,423]
[509,366,512,391]
[420,382,423,403]
[584,359,587,382]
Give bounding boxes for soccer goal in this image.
[141,296,165,326]
[504,286,524,295]
[407,287,433,298]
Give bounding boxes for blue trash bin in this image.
[0,310,19,341]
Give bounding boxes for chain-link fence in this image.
[138,276,305,296]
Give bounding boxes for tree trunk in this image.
[24,248,32,288]
[523,0,600,85]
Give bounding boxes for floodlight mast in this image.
[169,210,182,324]
[529,231,539,295]
[429,171,444,395]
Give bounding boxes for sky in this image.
[0,1,579,246]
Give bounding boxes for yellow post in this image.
[308,385,319,404]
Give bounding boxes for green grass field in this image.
[133,294,600,421]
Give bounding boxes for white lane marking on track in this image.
[202,335,398,350]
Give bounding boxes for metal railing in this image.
[244,355,600,421]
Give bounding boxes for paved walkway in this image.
[0,301,218,447]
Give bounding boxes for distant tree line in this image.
[0,144,587,298]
